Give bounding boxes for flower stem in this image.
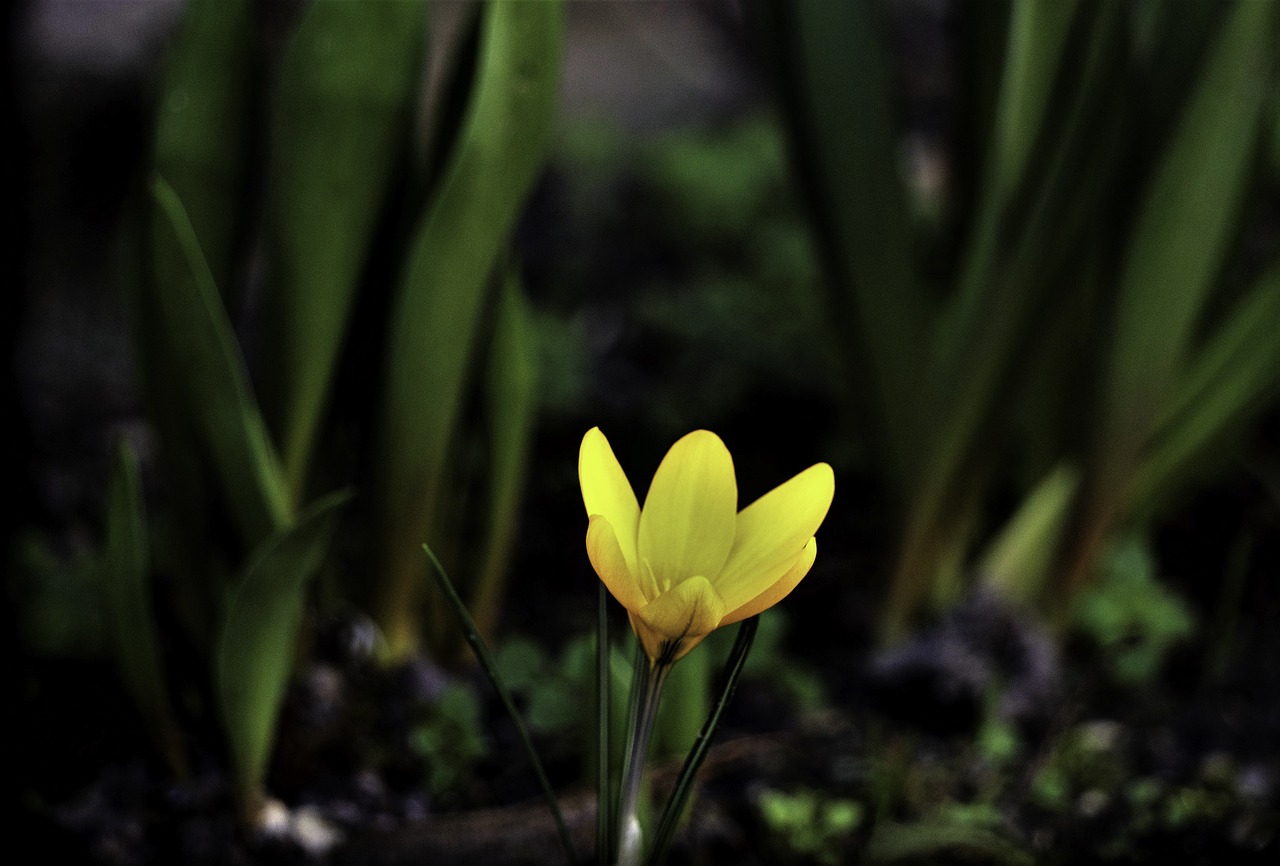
[616,659,671,866]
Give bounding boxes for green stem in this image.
[616,659,671,866]
[422,545,577,865]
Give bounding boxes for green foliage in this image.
[11,531,106,658]
[77,0,565,824]
[216,491,350,816]
[1073,537,1195,685]
[496,634,632,779]
[535,119,832,429]
[374,0,563,659]
[102,440,187,777]
[758,788,864,866]
[409,683,490,799]
[763,0,1280,636]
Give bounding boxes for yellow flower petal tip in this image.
[579,428,833,666]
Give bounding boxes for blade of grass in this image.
[883,3,1129,638]
[148,176,292,543]
[102,439,188,778]
[1097,0,1272,477]
[1128,263,1280,518]
[422,544,577,865]
[648,616,759,865]
[763,0,925,491]
[154,0,254,304]
[216,489,351,821]
[375,0,563,658]
[1067,0,1274,598]
[261,0,428,499]
[990,0,1082,201]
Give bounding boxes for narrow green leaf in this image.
[466,270,540,645]
[991,0,1082,200]
[148,176,292,543]
[154,0,254,301]
[102,439,188,777]
[374,0,563,657]
[1129,263,1280,516]
[216,489,351,817]
[1099,0,1272,471]
[763,0,925,490]
[648,617,759,865]
[422,544,577,865]
[262,0,429,498]
[978,463,1081,604]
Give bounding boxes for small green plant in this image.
[1073,535,1195,684]
[758,787,864,866]
[410,683,491,800]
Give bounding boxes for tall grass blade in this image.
[1098,0,1272,474]
[422,544,577,865]
[147,177,291,543]
[102,439,188,777]
[216,489,351,819]
[764,0,924,490]
[1129,263,1280,517]
[648,616,759,865]
[990,0,1081,201]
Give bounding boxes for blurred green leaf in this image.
[1098,0,1273,473]
[979,463,1081,605]
[147,176,291,543]
[1130,263,1280,516]
[261,0,429,498]
[410,683,490,798]
[1074,535,1195,684]
[102,439,188,777]
[467,271,539,645]
[154,0,253,301]
[868,818,1032,866]
[991,0,1082,201]
[216,489,350,815]
[374,0,563,658]
[765,0,925,490]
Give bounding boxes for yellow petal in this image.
[714,462,833,612]
[721,537,817,625]
[632,575,727,664]
[637,430,737,592]
[580,428,641,570]
[586,515,646,613]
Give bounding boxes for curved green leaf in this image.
[154,0,253,301]
[216,489,351,817]
[1099,0,1273,469]
[374,0,563,657]
[763,0,924,489]
[262,0,429,497]
[148,176,291,542]
[1131,262,1280,515]
[102,439,188,777]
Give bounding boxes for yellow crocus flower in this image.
[579,427,834,666]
